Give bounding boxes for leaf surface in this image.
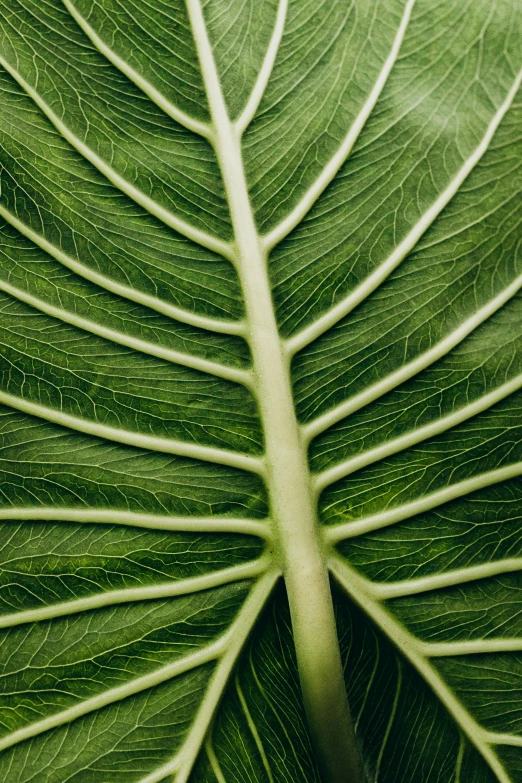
[0,0,521,781]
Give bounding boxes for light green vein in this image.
[154,572,279,783]
[205,736,227,783]
[487,733,522,748]
[0,508,271,537]
[374,659,402,780]
[0,278,252,387]
[262,0,416,252]
[304,273,522,441]
[0,204,244,336]
[0,637,226,754]
[235,0,289,136]
[421,639,522,657]
[236,672,275,783]
[313,372,522,492]
[329,557,511,783]
[286,66,522,357]
[325,461,522,544]
[0,56,234,261]
[0,390,265,476]
[372,559,522,600]
[185,0,362,778]
[455,736,465,783]
[62,0,213,139]
[0,557,269,629]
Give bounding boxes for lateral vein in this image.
[235,0,289,136]
[0,56,234,261]
[0,558,270,629]
[0,637,226,753]
[286,66,522,356]
[487,733,522,748]
[421,639,522,657]
[62,0,213,139]
[262,0,415,252]
[137,757,182,783]
[371,559,522,600]
[172,572,279,783]
[313,372,522,492]
[0,509,272,539]
[0,204,245,336]
[304,272,522,440]
[325,461,522,543]
[0,279,252,387]
[329,557,511,783]
[0,390,265,476]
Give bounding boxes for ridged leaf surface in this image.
[0,1,521,781]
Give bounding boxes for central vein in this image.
[186,2,363,780]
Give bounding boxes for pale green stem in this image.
[186,2,364,780]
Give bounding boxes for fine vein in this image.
[287,66,522,357]
[262,0,416,252]
[326,460,522,543]
[0,278,252,387]
[0,204,245,336]
[0,56,234,261]
[0,390,265,476]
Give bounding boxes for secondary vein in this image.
[0,637,226,754]
[0,278,252,387]
[312,371,522,492]
[62,0,213,139]
[286,65,522,357]
[0,203,245,336]
[303,271,522,440]
[0,390,265,476]
[0,509,272,538]
[0,56,234,261]
[371,558,522,600]
[262,0,416,253]
[0,557,270,629]
[235,0,289,136]
[325,460,522,543]
[172,572,279,783]
[329,557,512,783]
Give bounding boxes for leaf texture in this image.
[0,0,521,781]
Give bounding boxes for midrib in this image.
[186,2,362,780]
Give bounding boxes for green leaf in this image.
[0,1,521,781]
